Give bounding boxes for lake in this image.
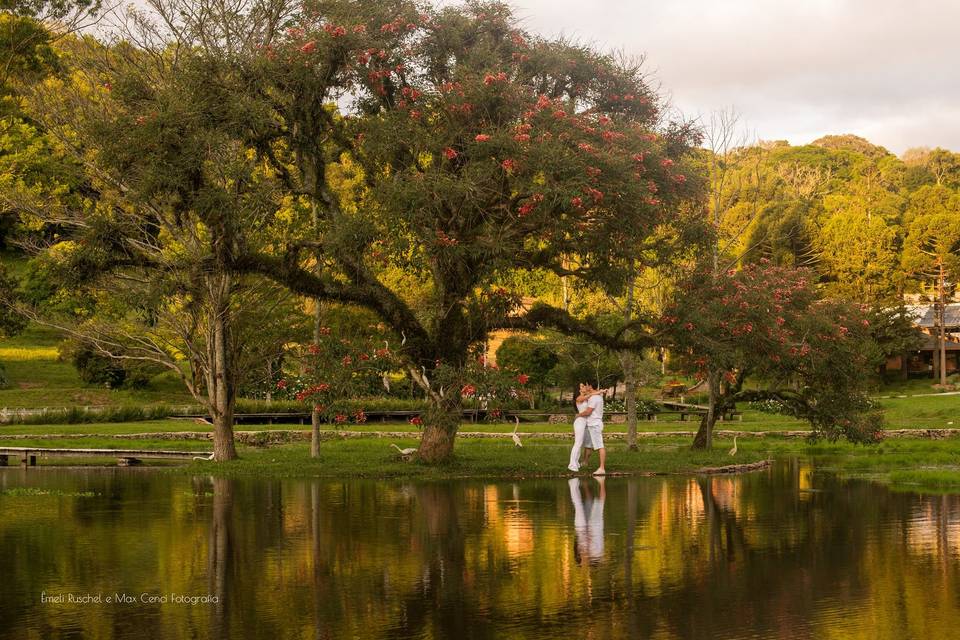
[1,461,959,639]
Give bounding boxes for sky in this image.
[506,0,960,156]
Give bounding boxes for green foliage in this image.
[60,341,125,388]
[546,331,622,395]
[494,335,558,395]
[0,261,26,336]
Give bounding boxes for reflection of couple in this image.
[569,476,605,565]
[568,383,607,475]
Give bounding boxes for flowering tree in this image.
[213,0,706,461]
[665,262,884,449]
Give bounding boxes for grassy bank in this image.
[2,426,960,489]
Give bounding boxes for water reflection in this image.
[569,477,605,566]
[1,463,960,639]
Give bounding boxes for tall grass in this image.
[0,405,185,425]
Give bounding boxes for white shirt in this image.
[585,395,604,426]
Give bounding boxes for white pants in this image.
[569,417,588,471]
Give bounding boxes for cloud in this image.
[509,0,960,154]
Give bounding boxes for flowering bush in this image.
[275,327,402,424]
[433,355,532,421]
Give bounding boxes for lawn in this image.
[0,324,196,408]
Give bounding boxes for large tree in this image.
[11,33,288,460]
[212,0,706,461]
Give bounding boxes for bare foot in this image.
[592,468,606,476]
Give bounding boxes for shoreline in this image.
[0,430,957,491]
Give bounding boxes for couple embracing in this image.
[568,383,607,475]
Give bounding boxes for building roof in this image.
[916,333,960,351]
[906,303,960,329]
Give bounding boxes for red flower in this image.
[353,410,367,423]
[461,384,477,397]
[409,416,424,426]
[475,134,491,142]
[442,147,458,160]
[660,158,674,167]
[501,158,517,172]
[517,374,530,385]
[276,379,288,390]
[300,40,317,54]
[535,95,551,110]
[341,355,353,366]
[334,413,348,423]
[586,187,603,203]
[672,174,686,183]
[514,133,531,143]
[571,196,583,208]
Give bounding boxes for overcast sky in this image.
[507,0,959,155]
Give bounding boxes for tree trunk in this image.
[938,262,948,385]
[416,395,461,463]
[933,336,941,381]
[418,422,456,463]
[692,369,721,450]
[621,351,639,450]
[208,274,238,462]
[311,300,323,458]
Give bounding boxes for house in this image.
[885,303,960,377]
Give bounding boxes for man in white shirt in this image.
[576,383,606,476]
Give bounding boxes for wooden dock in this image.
[0,447,211,467]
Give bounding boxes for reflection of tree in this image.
[310,482,328,640]
[208,477,234,640]
[385,484,497,640]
